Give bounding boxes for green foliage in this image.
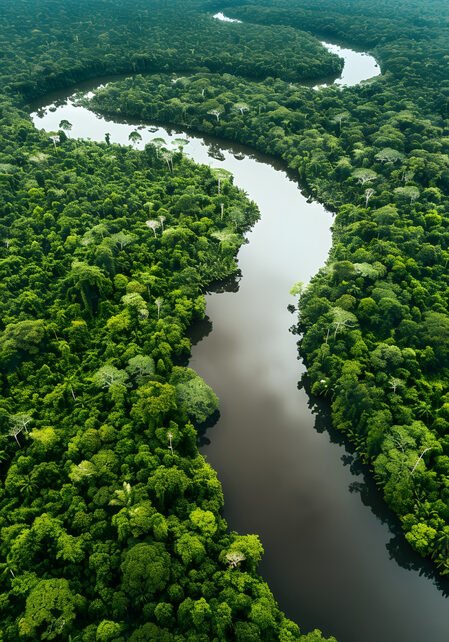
[0,48,293,634]
[85,0,449,591]
[121,543,170,600]
[6,0,449,637]
[172,368,219,424]
[18,578,80,639]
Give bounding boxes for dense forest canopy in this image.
[0,0,344,640]
[2,0,449,639]
[0,0,342,101]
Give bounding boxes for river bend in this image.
[30,34,449,642]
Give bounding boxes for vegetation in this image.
[0,94,331,639]
[4,0,449,637]
[0,0,344,639]
[88,0,449,580]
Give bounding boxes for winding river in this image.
[30,26,449,642]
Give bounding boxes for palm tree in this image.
[18,474,37,498]
[414,402,434,425]
[9,413,32,446]
[109,482,134,508]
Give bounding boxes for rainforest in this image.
[2,0,449,640]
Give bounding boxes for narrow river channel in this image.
[30,33,449,642]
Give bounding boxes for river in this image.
[30,27,449,642]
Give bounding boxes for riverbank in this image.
[31,67,449,637]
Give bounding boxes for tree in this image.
[151,137,166,157]
[110,231,136,250]
[211,168,232,194]
[145,219,160,236]
[96,620,123,642]
[225,550,246,569]
[69,460,98,482]
[211,229,240,253]
[9,425,24,447]
[30,426,58,450]
[109,481,134,508]
[405,522,437,556]
[0,319,46,360]
[224,535,263,572]
[190,508,217,537]
[326,307,357,341]
[121,543,170,601]
[167,431,174,455]
[394,185,420,203]
[330,111,349,133]
[92,365,129,389]
[365,187,375,206]
[161,149,174,172]
[58,119,72,132]
[9,413,32,446]
[65,260,109,312]
[352,168,378,185]
[234,102,249,115]
[176,533,206,565]
[433,526,449,573]
[128,130,142,147]
[18,578,80,640]
[148,466,190,507]
[155,296,163,320]
[290,281,305,310]
[389,377,403,394]
[375,148,404,164]
[208,108,223,122]
[172,137,188,154]
[127,354,155,378]
[175,376,219,424]
[131,382,177,425]
[48,133,59,148]
[122,292,148,318]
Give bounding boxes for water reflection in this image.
[305,378,449,600]
[188,316,213,348]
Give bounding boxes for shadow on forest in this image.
[300,373,449,598]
